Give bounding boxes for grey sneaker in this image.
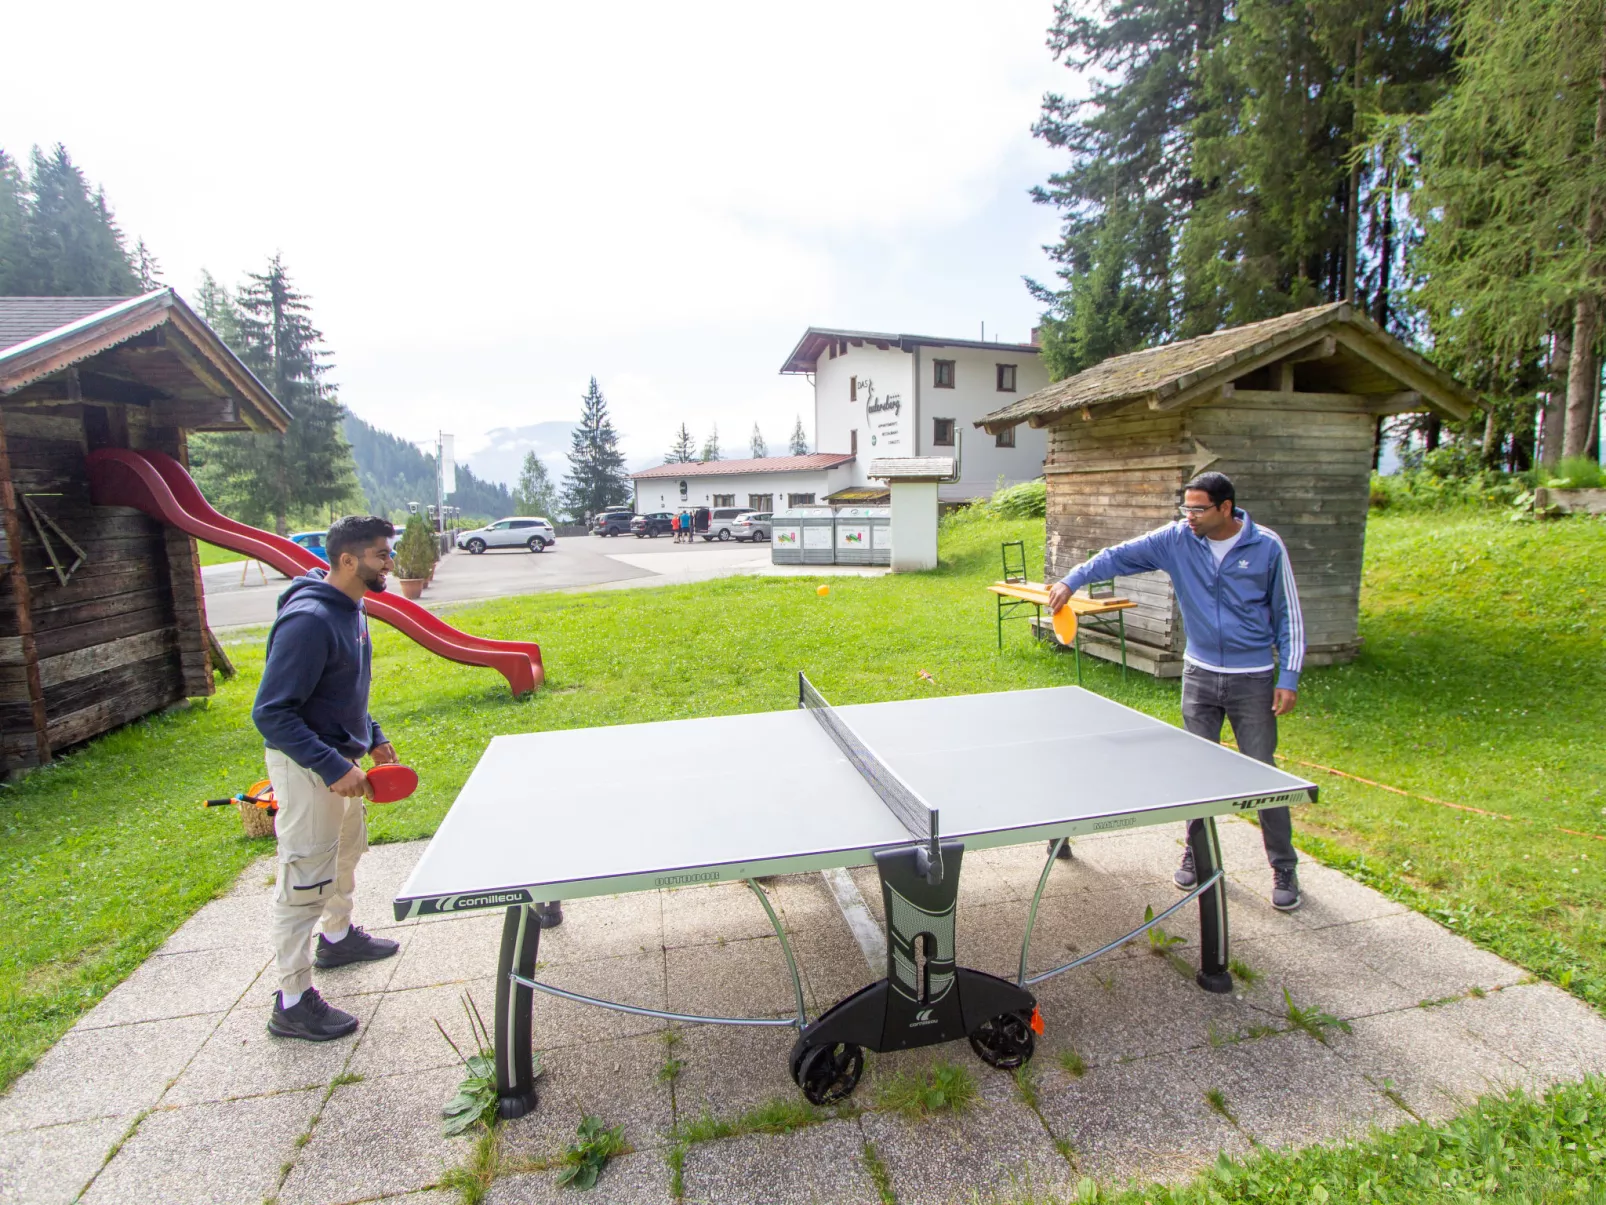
[1174,845,1197,890]
[268,987,358,1041]
[1271,867,1302,911]
[315,924,400,968]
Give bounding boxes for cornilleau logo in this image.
[911,1008,938,1026]
[435,890,532,912]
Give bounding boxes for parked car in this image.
[456,517,556,553]
[289,530,328,560]
[696,507,750,541]
[731,512,772,541]
[592,511,635,536]
[631,512,675,537]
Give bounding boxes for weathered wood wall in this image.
[0,401,212,771]
[1043,393,1374,676]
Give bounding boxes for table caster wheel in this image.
[790,1041,864,1105]
[969,1010,1035,1070]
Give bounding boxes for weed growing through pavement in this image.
[436,992,527,1137]
[329,1071,363,1087]
[874,1060,978,1119]
[862,1140,896,1205]
[1203,1088,1235,1124]
[1228,958,1258,986]
[674,1096,831,1144]
[1013,1061,1041,1110]
[1052,1135,1077,1165]
[1058,1048,1087,1078]
[556,1115,628,1190]
[1144,905,1186,956]
[665,1144,686,1200]
[1282,988,1352,1046]
[439,1125,499,1205]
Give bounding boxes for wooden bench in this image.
[988,580,1136,682]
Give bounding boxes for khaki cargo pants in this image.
[266,748,368,1000]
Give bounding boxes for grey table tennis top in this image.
[394,686,1316,918]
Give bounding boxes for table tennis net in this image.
[798,673,939,851]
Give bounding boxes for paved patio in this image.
[6,818,1605,1205]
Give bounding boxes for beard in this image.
[359,566,388,593]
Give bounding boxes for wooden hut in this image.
[0,291,289,772]
[976,302,1477,677]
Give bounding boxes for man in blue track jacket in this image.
[253,515,403,1041]
[1048,472,1307,910]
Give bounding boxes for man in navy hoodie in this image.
[1048,472,1307,910]
[254,515,402,1041]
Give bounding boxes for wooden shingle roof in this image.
[977,303,1477,432]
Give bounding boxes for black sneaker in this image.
[1047,839,1074,861]
[1174,845,1197,890]
[1271,867,1302,911]
[268,987,358,1041]
[536,901,564,929]
[314,924,401,968]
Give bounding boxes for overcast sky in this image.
[1,1,1075,480]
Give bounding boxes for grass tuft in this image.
[1227,958,1258,987]
[1203,1088,1235,1124]
[873,1060,977,1120]
[1058,1048,1087,1078]
[862,1139,897,1205]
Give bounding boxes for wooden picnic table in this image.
[988,580,1136,682]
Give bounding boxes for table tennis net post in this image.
[798,672,943,884]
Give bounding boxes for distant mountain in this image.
[343,414,514,522]
[465,421,576,488]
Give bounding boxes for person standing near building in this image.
[253,515,404,1041]
[1047,472,1307,910]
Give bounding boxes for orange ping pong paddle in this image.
[1051,603,1077,645]
[367,763,419,804]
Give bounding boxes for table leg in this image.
[1074,625,1083,685]
[996,595,1003,651]
[1188,818,1232,994]
[495,902,542,1117]
[1118,612,1127,682]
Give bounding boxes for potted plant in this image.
[394,512,435,599]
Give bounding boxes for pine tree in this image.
[22,145,137,295]
[789,416,809,456]
[750,424,768,458]
[560,377,630,521]
[190,256,356,534]
[514,451,558,518]
[0,151,26,295]
[700,423,721,462]
[132,238,163,292]
[665,423,697,463]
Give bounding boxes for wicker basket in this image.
[236,797,277,839]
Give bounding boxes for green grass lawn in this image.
[197,540,246,566]
[0,511,1601,1100]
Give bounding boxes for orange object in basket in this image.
[246,779,276,810]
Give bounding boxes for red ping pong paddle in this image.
[367,763,418,804]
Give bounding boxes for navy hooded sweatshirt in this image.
[252,570,387,787]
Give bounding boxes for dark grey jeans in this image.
[1181,663,1297,872]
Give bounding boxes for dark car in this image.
[592,511,635,536]
[631,512,675,537]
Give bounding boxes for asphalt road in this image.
[202,531,868,629]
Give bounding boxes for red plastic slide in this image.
[85,448,543,697]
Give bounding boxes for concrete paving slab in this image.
[1125,876,1303,945]
[0,1013,220,1131]
[279,1065,474,1205]
[349,839,429,929]
[859,1088,1076,1205]
[670,1022,805,1122]
[786,920,874,1015]
[662,882,782,948]
[75,944,269,1030]
[1232,861,1409,931]
[372,1191,460,1205]
[158,892,273,955]
[1324,911,1528,1000]
[488,1151,674,1204]
[222,854,277,898]
[1178,1029,1406,1148]
[530,891,665,966]
[1229,929,1424,1021]
[1327,1009,1528,1121]
[388,911,503,990]
[80,1087,320,1205]
[679,1117,877,1205]
[350,979,499,1078]
[1436,982,1606,1088]
[531,952,669,1048]
[0,1114,130,1205]
[1033,1052,1249,1187]
[665,938,804,1020]
[498,1033,676,1164]
[164,989,378,1106]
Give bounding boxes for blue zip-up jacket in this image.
[252,570,387,787]
[1057,508,1305,690]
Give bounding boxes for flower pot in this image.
[399,577,426,600]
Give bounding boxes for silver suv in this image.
[731,512,772,541]
[457,517,556,553]
[699,507,750,541]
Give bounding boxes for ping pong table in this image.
[394,676,1317,1117]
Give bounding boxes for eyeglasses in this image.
[1178,504,1220,515]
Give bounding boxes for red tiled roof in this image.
[632,453,855,480]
